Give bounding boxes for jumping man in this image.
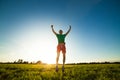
[51,25,71,72]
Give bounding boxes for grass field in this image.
[0,64,120,80]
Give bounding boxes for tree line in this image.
[0,59,43,64]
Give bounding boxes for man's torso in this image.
[56,34,66,44]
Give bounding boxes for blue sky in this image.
[0,0,120,63]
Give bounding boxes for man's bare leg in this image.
[56,52,60,72]
[62,53,66,72]
[63,53,66,66]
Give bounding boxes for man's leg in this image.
[62,45,66,72]
[63,53,66,67]
[56,52,60,66]
[56,52,60,72]
[62,53,66,72]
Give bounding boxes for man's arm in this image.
[65,25,71,36]
[51,25,57,35]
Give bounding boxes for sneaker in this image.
[56,66,58,72]
[62,66,64,72]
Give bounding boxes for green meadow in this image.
[0,64,120,80]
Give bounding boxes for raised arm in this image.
[65,25,71,36]
[51,25,57,35]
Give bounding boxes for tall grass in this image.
[0,64,120,80]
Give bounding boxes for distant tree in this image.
[14,60,17,63]
[17,59,23,63]
[36,60,42,64]
[23,61,28,64]
[113,62,120,64]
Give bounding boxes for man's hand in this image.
[69,25,71,28]
[65,25,71,36]
[51,25,53,28]
[51,25,57,34]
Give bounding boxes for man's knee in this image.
[57,50,60,54]
[62,50,66,54]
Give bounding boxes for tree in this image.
[17,59,23,63]
[36,60,42,64]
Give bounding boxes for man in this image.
[51,25,71,72]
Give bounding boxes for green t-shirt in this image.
[56,34,66,44]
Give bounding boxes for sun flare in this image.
[11,25,57,64]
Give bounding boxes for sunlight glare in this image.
[11,21,57,64]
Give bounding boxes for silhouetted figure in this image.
[51,25,71,72]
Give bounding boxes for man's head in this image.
[59,30,63,34]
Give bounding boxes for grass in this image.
[0,64,120,80]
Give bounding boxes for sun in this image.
[13,27,57,64]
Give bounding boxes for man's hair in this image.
[59,30,63,34]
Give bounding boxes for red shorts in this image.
[57,43,66,54]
